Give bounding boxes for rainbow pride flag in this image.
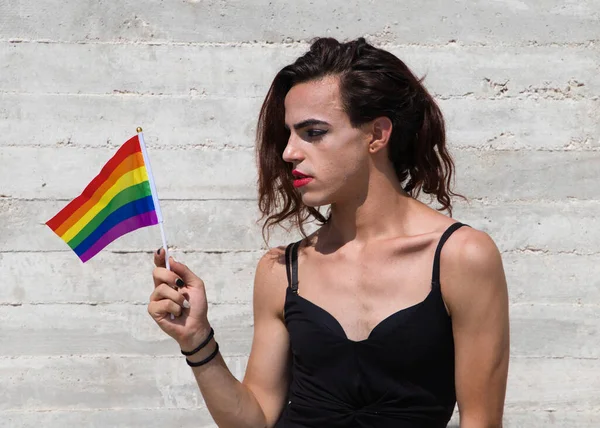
[46,133,162,262]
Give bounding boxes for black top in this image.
[275,222,468,428]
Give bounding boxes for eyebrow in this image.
[284,119,331,130]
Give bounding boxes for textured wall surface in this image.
[1,0,599,426]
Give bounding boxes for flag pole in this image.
[136,127,170,271]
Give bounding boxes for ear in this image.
[368,116,393,154]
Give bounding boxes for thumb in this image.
[168,256,203,288]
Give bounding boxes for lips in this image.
[292,169,312,179]
[292,169,313,188]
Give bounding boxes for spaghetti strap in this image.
[285,243,293,289]
[431,222,469,286]
[285,241,301,293]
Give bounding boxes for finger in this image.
[154,247,166,268]
[153,266,185,289]
[150,283,190,310]
[148,299,183,319]
[168,257,205,290]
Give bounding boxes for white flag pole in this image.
[137,127,175,320]
[136,127,170,270]
[137,127,175,319]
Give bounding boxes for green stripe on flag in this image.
[67,181,153,249]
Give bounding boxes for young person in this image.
[148,37,510,428]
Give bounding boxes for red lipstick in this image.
[292,170,313,188]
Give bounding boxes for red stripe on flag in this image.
[46,136,142,231]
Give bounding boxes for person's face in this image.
[283,76,372,207]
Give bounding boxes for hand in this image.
[148,249,212,350]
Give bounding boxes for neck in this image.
[324,168,414,245]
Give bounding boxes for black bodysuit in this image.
[275,222,468,427]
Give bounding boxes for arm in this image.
[148,248,290,428]
[442,229,510,428]
[242,248,292,426]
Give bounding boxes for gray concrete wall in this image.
[1,0,599,426]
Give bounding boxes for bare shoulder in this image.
[253,245,289,318]
[444,225,503,274]
[255,245,287,282]
[439,225,507,315]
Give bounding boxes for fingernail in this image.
[176,278,185,287]
[157,248,161,255]
[183,300,190,309]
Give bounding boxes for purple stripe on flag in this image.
[79,211,158,262]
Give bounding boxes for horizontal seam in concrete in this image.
[0,301,249,306]
[435,94,598,101]
[1,249,599,256]
[466,197,600,203]
[0,143,256,151]
[1,406,597,414]
[0,249,265,252]
[1,301,596,307]
[0,353,247,360]
[511,249,600,256]
[5,197,600,203]
[502,406,600,412]
[506,248,600,257]
[455,198,600,205]
[0,407,213,414]
[1,197,259,202]
[2,39,599,48]
[0,90,265,100]
[0,354,594,361]
[511,355,600,361]
[453,147,600,153]
[3,144,599,152]
[508,356,600,364]
[1,90,597,102]
[509,302,600,308]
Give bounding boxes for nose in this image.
[282,135,304,165]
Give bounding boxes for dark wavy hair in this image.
[256,37,464,240]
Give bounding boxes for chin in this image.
[299,191,334,208]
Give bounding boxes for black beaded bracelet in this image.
[180,328,214,356]
[186,342,219,367]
